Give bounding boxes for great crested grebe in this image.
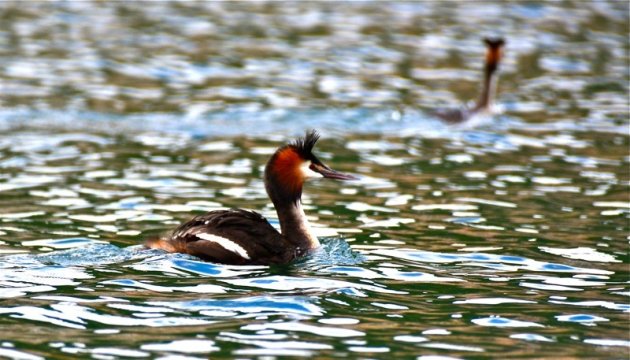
[146,130,356,265]
[434,37,506,124]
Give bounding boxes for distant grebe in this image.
[434,37,506,123]
[146,130,356,265]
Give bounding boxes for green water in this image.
[0,1,628,359]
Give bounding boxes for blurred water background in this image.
[0,1,628,359]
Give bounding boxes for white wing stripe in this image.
[195,233,250,260]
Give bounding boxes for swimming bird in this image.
[146,130,356,265]
[433,37,506,124]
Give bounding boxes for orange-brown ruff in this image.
[272,146,307,196]
[146,130,356,265]
[434,37,506,123]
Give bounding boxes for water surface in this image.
[0,1,628,359]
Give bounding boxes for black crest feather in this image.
[484,37,505,49]
[290,130,320,158]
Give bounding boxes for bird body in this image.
[146,209,288,264]
[146,131,355,265]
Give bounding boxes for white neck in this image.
[275,199,320,253]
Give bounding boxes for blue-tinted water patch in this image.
[510,333,555,342]
[252,279,277,284]
[511,3,547,19]
[373,249,612,275]
[0,107,483,138]
[472,316,544,328]
[22,237,106,249]
[171,258,222,276]
[0,303,212,329]
[556,314,609,324]
[108,279,135,286]
[0,1,627,358]
[101,278,226,294]
[500,256,526,262]
[224,275,406,295]
[446,216,484,224]
[33,244,145,267]
[296,238,365,268]
[328,266,362,273]
[542,263,577,271]
[150,296,323,317]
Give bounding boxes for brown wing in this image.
[148,209,285,265]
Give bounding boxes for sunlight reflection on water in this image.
[0,1,628,358]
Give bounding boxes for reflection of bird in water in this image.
[433,38,506,124]
[146,130,356,265]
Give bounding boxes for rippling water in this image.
[0,1,628,359]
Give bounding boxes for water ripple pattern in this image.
[0,1,627,359]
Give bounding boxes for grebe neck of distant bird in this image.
[474,60,499,111]
[474,40,503,112]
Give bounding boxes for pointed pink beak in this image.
[310,163,357,180]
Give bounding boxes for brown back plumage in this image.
[147,209,290,264]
